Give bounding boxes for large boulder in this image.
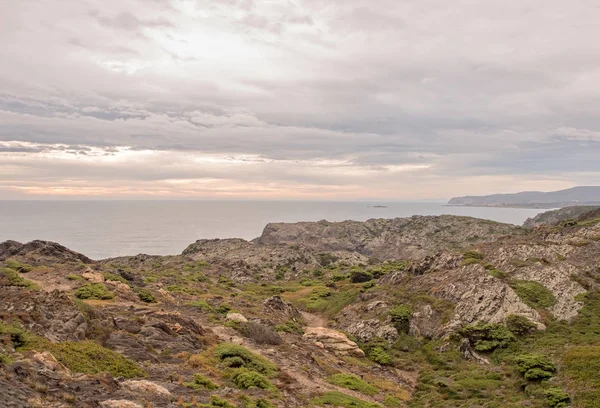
[303,327,365,357]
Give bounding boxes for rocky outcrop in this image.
[0,288,87,341]
[0,240,93,264]
[182,238,322,281]
[226,312,248,323]
[100,400,144,408]
[303,327,365,357]
[263,295,301,319]
[255,216,523,260]
[523,206,600,228]
[121,380,171,398]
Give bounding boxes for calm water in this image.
[0,201,544,260]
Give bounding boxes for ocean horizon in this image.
[0,200,544,260]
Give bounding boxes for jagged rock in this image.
[0,288,87,341]
[226,312,248,323]
[342,319,399,343]
[121,380,171,398]
[0,240,93,264]
[303,327,365,357]
[409,304,444,339]
[182,238,322,280]
[100,400,144,408]
[30,351,71,379]
[263,295,301,319]
[255,216,523,260]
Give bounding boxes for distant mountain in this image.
[448,186,600,208]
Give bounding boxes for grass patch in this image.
[0,267,38,289]
[5,259,34,273]
[326,374,378,396]
[184,373,219,390]
[561,346,600,408]
[509,280,556,309]
[102,272,129,285]
[311,391,381,408]
[25,338,145,378]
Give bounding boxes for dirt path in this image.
[210,324,380,404]
[300,311,328,328]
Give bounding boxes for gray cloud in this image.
[0,0,599,199]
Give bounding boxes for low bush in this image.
[0,267,38,289]
[389,305,412,334]
[350,270,374,283]
[137,289,156,303]
[102,272,129,285]
[515,354,556,381]
[5,259,34,273]
[311,391,381,408]
[28,339,145,378]
[506,314,537,336]
[189,299,214,312]
[544,388,570,408]
[231,368,274,390]
[239,322,282,345]
[74,283,114,300]
[458,323,515,352]
[326,373,378,395]
[184,373,219,390]
[66,274,83,281]
[208,395,236,408]
[274,320,304,334]
[214,344,277,376]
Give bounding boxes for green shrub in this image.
[389,305,412,334]
[102,272,129,285]
[350,269,374,283]
[0,267,38,289]
[184,373,219,390]
[208,395,235,408]
[5,259,33,273]
[318,253,339,267]
[383,395,403,407]
[311,391,381,408]
[231,368,274,390]
[216,304,232,314]
[274,320,304,334]
[74,283,114,300]
[66,274,83,281]
[332,273,347,281]
[0,321,30,349]
[544,388,570,408]
[368,346,393,365]
[213,344,277,376]
[506,314,537,336]
[509,280,556,308]
[189,299,214,312]
[29,339,145,378]
[137,289,155,303]
[326,374,378,395]
[515,354,556,381]
[458,323,515,352]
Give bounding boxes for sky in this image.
[1,0,599,200]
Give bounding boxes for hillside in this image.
[1,213,600,407]
[448,186,600,208]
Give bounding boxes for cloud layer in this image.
[1,0,599,199]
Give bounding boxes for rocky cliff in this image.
[1,213,600,407]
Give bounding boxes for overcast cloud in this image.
[1,0,599,199]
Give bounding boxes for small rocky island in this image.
[2,209,600,407]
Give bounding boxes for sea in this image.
[0,201,545,260]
